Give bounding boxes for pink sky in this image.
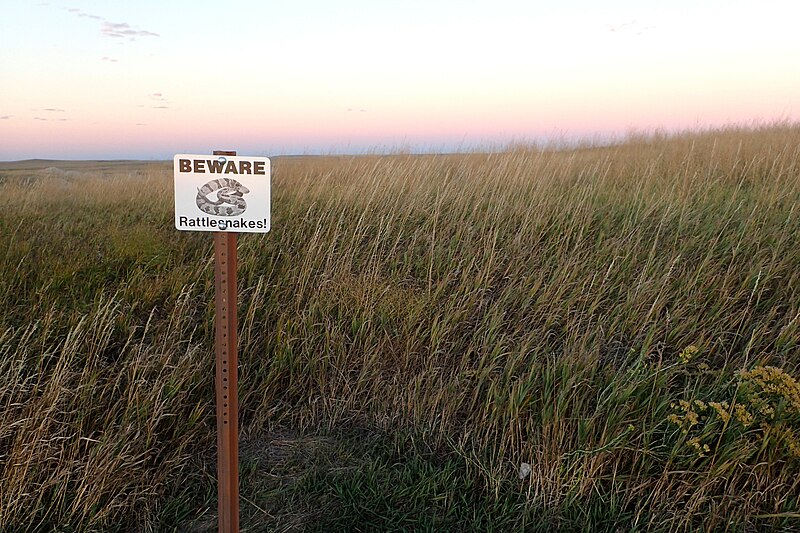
[2,0,799,159]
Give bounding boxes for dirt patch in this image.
[179,429,359,533]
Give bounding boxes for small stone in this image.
[518,462,531,479]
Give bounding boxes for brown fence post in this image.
[213,149,239,533]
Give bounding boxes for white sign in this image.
[174,154,270,233]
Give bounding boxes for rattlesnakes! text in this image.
[178,216,268,229]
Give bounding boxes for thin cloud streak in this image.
[101,21,159,39]
[64,7,159,40]
[67,7,102,20]
[148,93,170,109]
[606,19,655,35]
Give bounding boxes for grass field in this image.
[1,124,800,531]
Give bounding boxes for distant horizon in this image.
[2,119,797,163]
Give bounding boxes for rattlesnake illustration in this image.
[196,178,250,216]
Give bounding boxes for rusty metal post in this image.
[213,150,239,533]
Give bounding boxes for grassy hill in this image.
[1,125,799,531]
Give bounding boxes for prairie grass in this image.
[1,124,800,531]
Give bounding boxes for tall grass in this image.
[1,124,800,530]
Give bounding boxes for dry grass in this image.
[1,123,800,530]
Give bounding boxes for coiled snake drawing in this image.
[196,178,250,216]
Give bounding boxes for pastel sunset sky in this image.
[1,0,799,159]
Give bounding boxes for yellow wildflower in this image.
[734,404,754,427]
[686,437,709,457]
[740,365,800,416]
[788,440,800,458]
[678,345,699,364]
[709,401,731,423]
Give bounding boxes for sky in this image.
[1,0,799,160]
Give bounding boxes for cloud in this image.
[606,20,655,35]
[102,21,159,39]
[31,115,68,122]
[138,93,170,109]
[31,108,66,114]
[149,93,169,108]
[64,7,158,40]
[100,56,118,62]
[136,123,147,126]
[0,115,12,120]
[65,7,106,21]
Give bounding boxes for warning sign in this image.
[174,154,270,233]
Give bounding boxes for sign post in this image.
[212,150,239,533]
[174,150,271,533]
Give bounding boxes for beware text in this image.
[178,158,267,175]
